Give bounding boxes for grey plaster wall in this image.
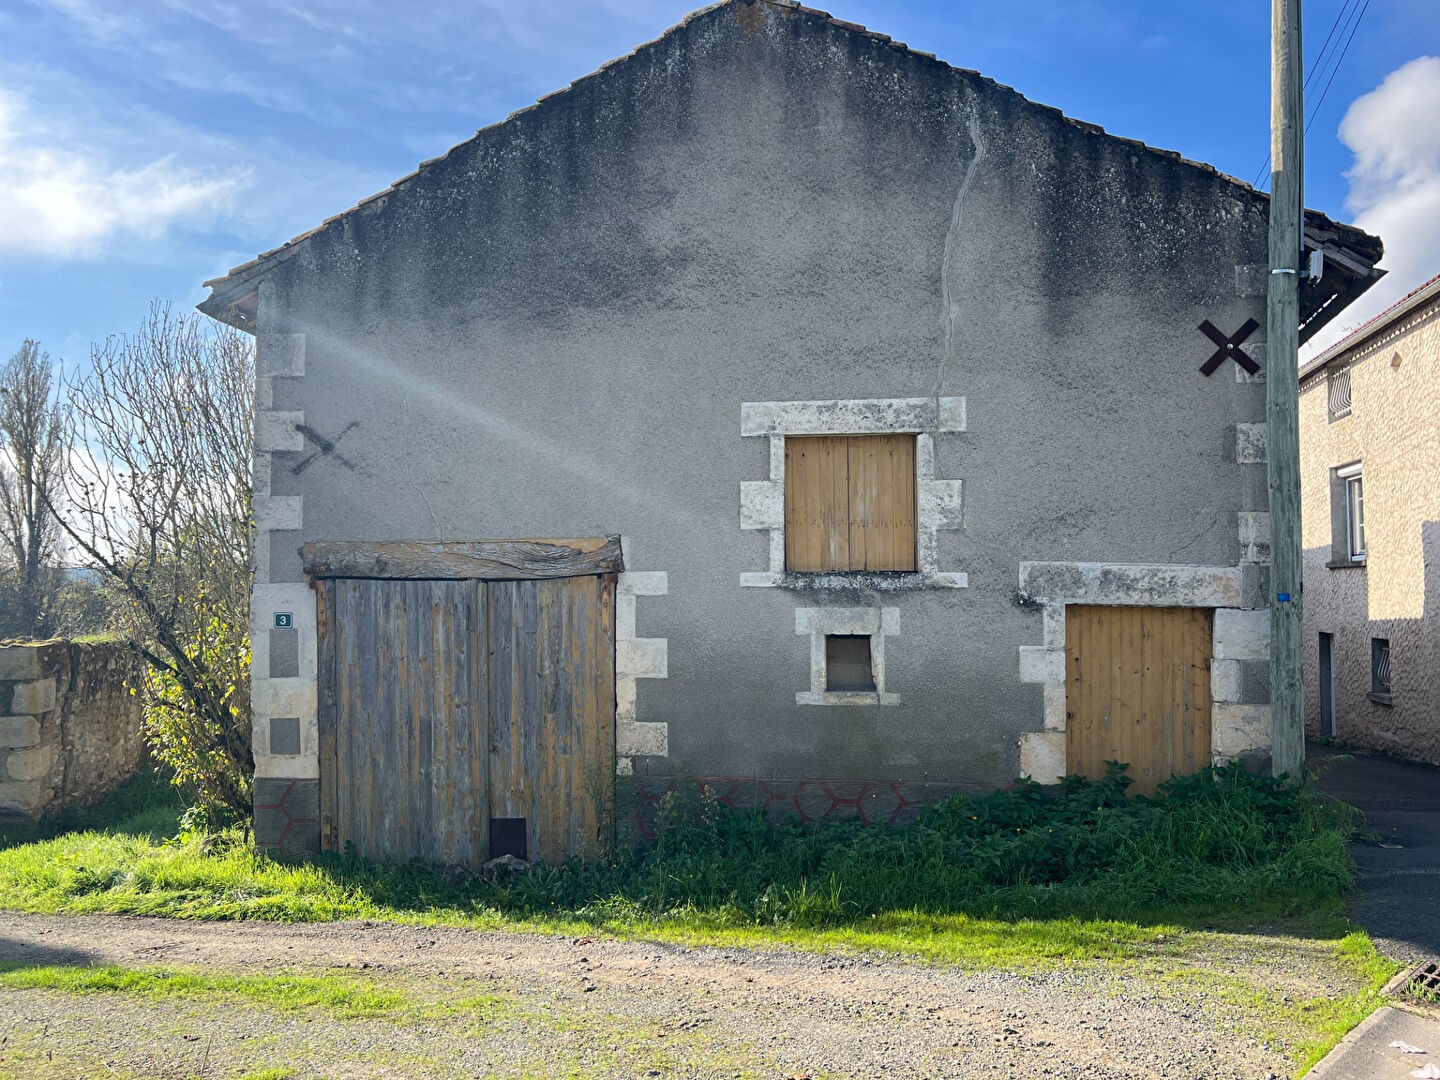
[253,1,1268,789]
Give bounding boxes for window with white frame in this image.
[1329,462,1365,565]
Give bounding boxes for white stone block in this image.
[768,435,785,480]
[918,479,964,529]
[617,571,668,597]
[1019,732,1066,784]
[0,715,41,748]
[739,481,783,530]
[256,410,305,452]
[1042,603,1066,649]
[1018,562,1242,608]
[1212,704,1271,760]
[617,638,667,680]
[617,718,668,757]
[253,750,320,780]
[615,678,637,723]
[740,397,967,437]
[1017,646,1049,684]
[1211,659,1242,703]
[616,595,636,642]
[250,583,316,634]
[937,396,967,432]
[926,571,969,588]
[1238,512,1270,563]
[1214,608,1269,660]
[1043,683,1067,731]
[5,744,56,782]
[10,679,56,715]
[254,496,303,532]
[251,677,318,720]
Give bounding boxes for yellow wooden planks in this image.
[1065,605,1214,796]
[785,434,916,572]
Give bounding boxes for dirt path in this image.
[0,910,1331,1079]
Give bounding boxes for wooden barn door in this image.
[485,577,615,865]
[1065,605,1212,796]
[319,574,615,866]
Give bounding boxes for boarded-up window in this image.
[785,434,917,572]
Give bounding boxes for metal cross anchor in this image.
[1198,318,1261,376]
[292,420,359,474]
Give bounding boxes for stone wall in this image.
[0,640,145,820]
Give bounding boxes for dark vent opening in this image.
[489,818,528,861]
[826,635,876,692]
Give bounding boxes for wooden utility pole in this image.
[1268,0,1305,780]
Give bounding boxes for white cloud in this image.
[0,88,248,259]
[1305,56,1440,356]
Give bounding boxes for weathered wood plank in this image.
[301,537,623,581]
[317,581,338,853]
[515,579,541,864]
[487,580,519,829]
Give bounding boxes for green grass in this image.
[0,763,1365,967]
[0,963,414,1020]
[0,762,1398,1077]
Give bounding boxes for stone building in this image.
[198,0,1382,858]
[1300,272,1440,765]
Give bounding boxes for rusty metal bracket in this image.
[1198,318,1261,376]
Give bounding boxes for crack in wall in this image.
[936,105,987,410]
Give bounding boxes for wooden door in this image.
[1065,605,1212,796]
[318,574,615,866]
[486,577,615,865]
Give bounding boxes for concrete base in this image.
[1307,1005,1440,1080]
[253,778,320,855]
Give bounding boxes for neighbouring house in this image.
[199,0,1383,862]
[1299,272,1440,765]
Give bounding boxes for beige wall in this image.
[1299,299,1440,763]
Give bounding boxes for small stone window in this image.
[825,635,875,692]
[795,606,900,706]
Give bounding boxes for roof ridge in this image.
[202,0,1367,298]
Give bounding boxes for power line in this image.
[1306,0,1371,134]
[1252,0,1364,189]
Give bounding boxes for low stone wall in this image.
[0,640,145,821]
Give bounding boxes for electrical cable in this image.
[1306,0,1370,134]
[1252,0,1360,189]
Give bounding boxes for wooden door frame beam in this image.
[301,536,624,581]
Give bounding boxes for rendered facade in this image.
[199,0,1382,856]
[1300,273,1440,765]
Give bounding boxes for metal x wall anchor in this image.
[1198,318,1261,376]
[292,420,359,474]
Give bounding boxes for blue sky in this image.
[2,0,1438,368]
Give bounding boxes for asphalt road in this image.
[1309,741,1440,964]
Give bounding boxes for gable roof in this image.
[199,0,1383,339]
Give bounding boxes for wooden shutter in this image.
[785,434,916,572]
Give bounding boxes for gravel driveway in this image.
[0,910,1369,1079]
